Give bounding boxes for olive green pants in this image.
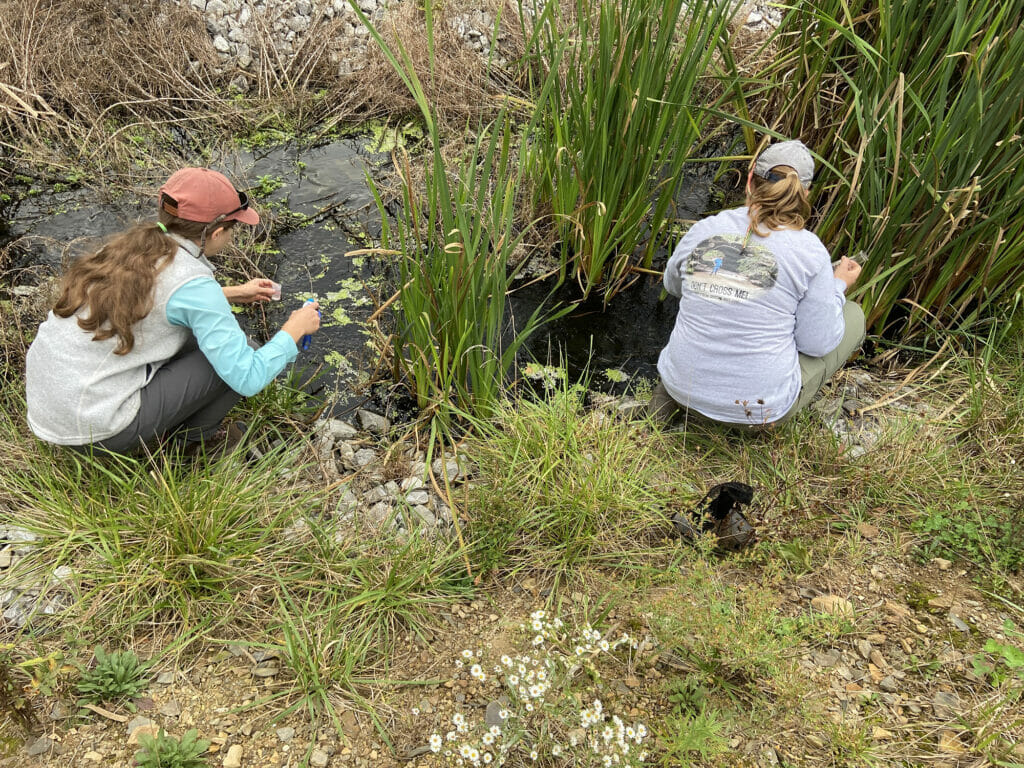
[649,301,866,429]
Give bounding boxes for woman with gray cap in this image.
[25,167,322,454]
[649,140,865,427]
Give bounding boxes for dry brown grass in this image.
[323,0,529,133]
[0,0,236,165]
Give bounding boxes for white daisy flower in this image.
[462,649,475,659]
[530,750,539,761]
[429,735,443,753]
[501,655,513,667]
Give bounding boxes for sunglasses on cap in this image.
[207,189,250,227]
[159,188,250,226]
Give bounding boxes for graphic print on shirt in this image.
[683,234,778,303]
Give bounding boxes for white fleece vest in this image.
[26,240,215,445]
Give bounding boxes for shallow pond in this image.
[2,137,720,412]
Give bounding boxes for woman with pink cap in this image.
[25,167,322,454]
[650,140,865,428]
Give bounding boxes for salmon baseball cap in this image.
[158,168,260,226]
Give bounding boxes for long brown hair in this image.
[747,165,811,236]
[52,212,227,355]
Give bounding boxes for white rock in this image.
[213,34,232,52]
[353,448,376,467]
[236,43,253,69]
[405,490,429,506]
[412,505,436,526]
[363,486,389,504]
[357,409,390,435]
[223,744,243,768]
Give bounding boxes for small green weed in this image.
[912,501,1023,575]
[665,675,710,715]
[134,728,210,768]
[251,174,285,199]
[972,621,1024,686]
[661,707,731,763]
[76,646,149,708]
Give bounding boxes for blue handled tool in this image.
[300,298,319,351]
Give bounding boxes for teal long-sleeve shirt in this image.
[166,277,298,397]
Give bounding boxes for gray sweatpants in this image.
[91,336,245,454]
[649,301,866,428]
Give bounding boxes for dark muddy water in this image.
[2,138,720,410]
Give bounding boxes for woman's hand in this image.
[281,301,321,345]
[225,279,276,304]
[833,256,862,291]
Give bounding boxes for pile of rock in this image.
[184,0,391,87]
[0,526,72,629]
[177,0,782,89]
[313,410,473,540]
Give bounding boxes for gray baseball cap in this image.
[753,140,815,188]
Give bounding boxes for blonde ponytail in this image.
[747,165,810,236]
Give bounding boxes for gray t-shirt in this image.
[657,206,847,424]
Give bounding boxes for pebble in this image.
[83,751,103,762]
[311,748,330,767]
[932,690,960,719]
[937,730,966,754]
[223,745,244,768]
[879,676,899,692]
[26,736,59,756]
[128,723,161,745]
[932,557,953,570]
[811,594,854,617]
[252,662,280,677]
[160,700,182,717]
[485,701,506,726]
[856,639,872,659]
[872,727,894,741]
[277,727,296,741]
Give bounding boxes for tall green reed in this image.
[349,1,556,424]
[518,0,734,302]
[760,0,1024,338]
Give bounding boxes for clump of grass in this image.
[463,376,676,578]
[756,0,1024,338]
[352,0,560,423]
[518,0,736,301]
[0,409,322,634]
